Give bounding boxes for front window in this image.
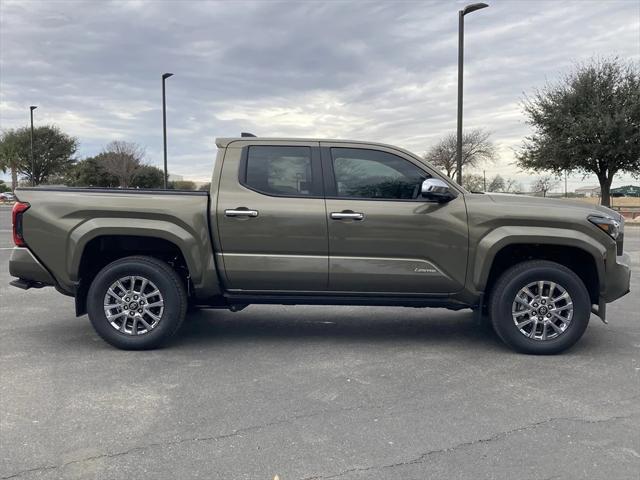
[331,148,427,199]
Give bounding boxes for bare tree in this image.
[424,128,497,179]
[531,175,560,197]
[504,177,522,193]
[98,141,145,188]
[487,175,523,193]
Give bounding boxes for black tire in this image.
[489,260,590,355]
[87,256,187,350]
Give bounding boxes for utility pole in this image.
[456,3,489,186]
[162,73,174,189]
[483,170,487,191]
[29,106,37,186]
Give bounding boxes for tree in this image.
[531,175,560,197]
[0,125,77,186]
[517,57,640,207]
[486,174,523,193]
[169,180,197,190]
[462,173,485,192]
[0,132,20,191]
[66,145,163,189]
[487,174,505,192]
[132,165,164,188]
[0,179,10,193]
[98,141,145,188]
[198,182,211,191]
[424,128,497,179]
[65,157,119,187]
[504,177,522,193]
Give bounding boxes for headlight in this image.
[588,214,621,240]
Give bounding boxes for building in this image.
[575,185,601,197]
[611,185,640,197]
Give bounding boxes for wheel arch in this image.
[473,227,605,306]
[71,220,221,315]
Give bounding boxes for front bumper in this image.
[9,247,55,287]
[601,252,631,303]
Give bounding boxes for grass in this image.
[566,196,640,208]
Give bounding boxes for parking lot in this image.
[1,205,638,479]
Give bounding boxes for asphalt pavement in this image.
[1,205,639,479]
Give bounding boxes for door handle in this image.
[330,211,364,220]
[225,208,259,218]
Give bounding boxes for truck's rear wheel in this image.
[489,260,590,355]
[87,256,187,350]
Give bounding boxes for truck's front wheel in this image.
[489,260,591,355]
[86,256,187,350]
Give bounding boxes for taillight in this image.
[12,201,30,247]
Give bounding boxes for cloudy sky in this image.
[1,0,639,190]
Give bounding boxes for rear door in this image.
[321,143,468,294]
[216,141,328,291]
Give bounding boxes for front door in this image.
[216,142,328,291]
[321,143,468,294]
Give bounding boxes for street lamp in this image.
[29,106,37,186]
[456,2,488,186]
[162,73,174,189]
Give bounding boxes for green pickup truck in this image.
[9,137,631,354]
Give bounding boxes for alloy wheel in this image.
[103,275,165,335]
[511,280,574,341]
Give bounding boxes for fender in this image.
[68,218,221,298]
[472,226,607,292]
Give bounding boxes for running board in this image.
[223,293,469,309]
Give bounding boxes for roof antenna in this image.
[241,132,256,137]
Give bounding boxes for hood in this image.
[483,193,622,221]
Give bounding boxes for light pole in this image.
[162,73,173,189]
[29,106,37,186]
[456,3,488,186]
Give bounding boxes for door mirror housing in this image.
[421,178,456,203]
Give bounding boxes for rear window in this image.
[245,146,314,196]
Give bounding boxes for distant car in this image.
[0,192,16,202]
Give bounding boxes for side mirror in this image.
[421,178,456,203]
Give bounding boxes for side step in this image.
[9,278,46,290]
[223,292,469,309]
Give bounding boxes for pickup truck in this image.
[9,137,631,354]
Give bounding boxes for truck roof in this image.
[215,137,407,151]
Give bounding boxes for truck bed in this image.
[13,187,219,299]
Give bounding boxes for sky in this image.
[1,0,639,191]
